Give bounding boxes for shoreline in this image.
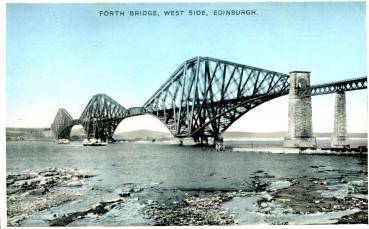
[6,167,368,226]
[233,147,368,155]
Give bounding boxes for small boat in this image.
[57,139,70,144]
[82,138,108,146]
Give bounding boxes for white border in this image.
[1,0,6,228]
[4,0,368,3]
[0,0,367,229]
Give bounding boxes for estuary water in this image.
[7,140,367,190]
[6,140,368,226]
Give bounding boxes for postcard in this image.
[2,0,368,227]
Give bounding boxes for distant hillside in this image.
[315,132,368,138]
[223,131,286,139]
[6,127,54,141]
[223,131,367,139]
[6,127,367,141]
[113,129,172,140]
[70,127,87,140]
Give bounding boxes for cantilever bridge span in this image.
[51,57,367,142]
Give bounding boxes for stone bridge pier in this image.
[284,71,317,148]
[331,91,349,147]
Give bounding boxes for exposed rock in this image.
[119,192,130,197]
[336,211,368,224]
[260,202,268,208]
[257,176,368,220]
[143,192,239,225]
[7,168,96,226]
[49,198,125,226]
[349,180,364,187]
[29,187,49,195]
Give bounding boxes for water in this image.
[6,140,368,226]
[7,141,367,188]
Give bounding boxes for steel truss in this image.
[79,94,128,141]
[143,57,290,140]
[51,57,367,141]
[128,107,147,116]
[51,108,75,139]
[310,77,367,96]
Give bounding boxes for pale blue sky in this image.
[6,2,367,133]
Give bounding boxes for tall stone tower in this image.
[331,91,350,147]
[284,71,317,148]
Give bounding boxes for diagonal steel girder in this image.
[50,56,367,141]
[143,56,290,139]
[51,108,75,139]
[309,77,367,96]
[79,93,128,141]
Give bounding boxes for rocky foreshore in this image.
[143,191,252,225]
[140,169,367,225]
[7,168,96,226]
[6,167,368,226]
[48,198,126,226]
[257,176,368,224]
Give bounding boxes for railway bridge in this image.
[51,57,367,148]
